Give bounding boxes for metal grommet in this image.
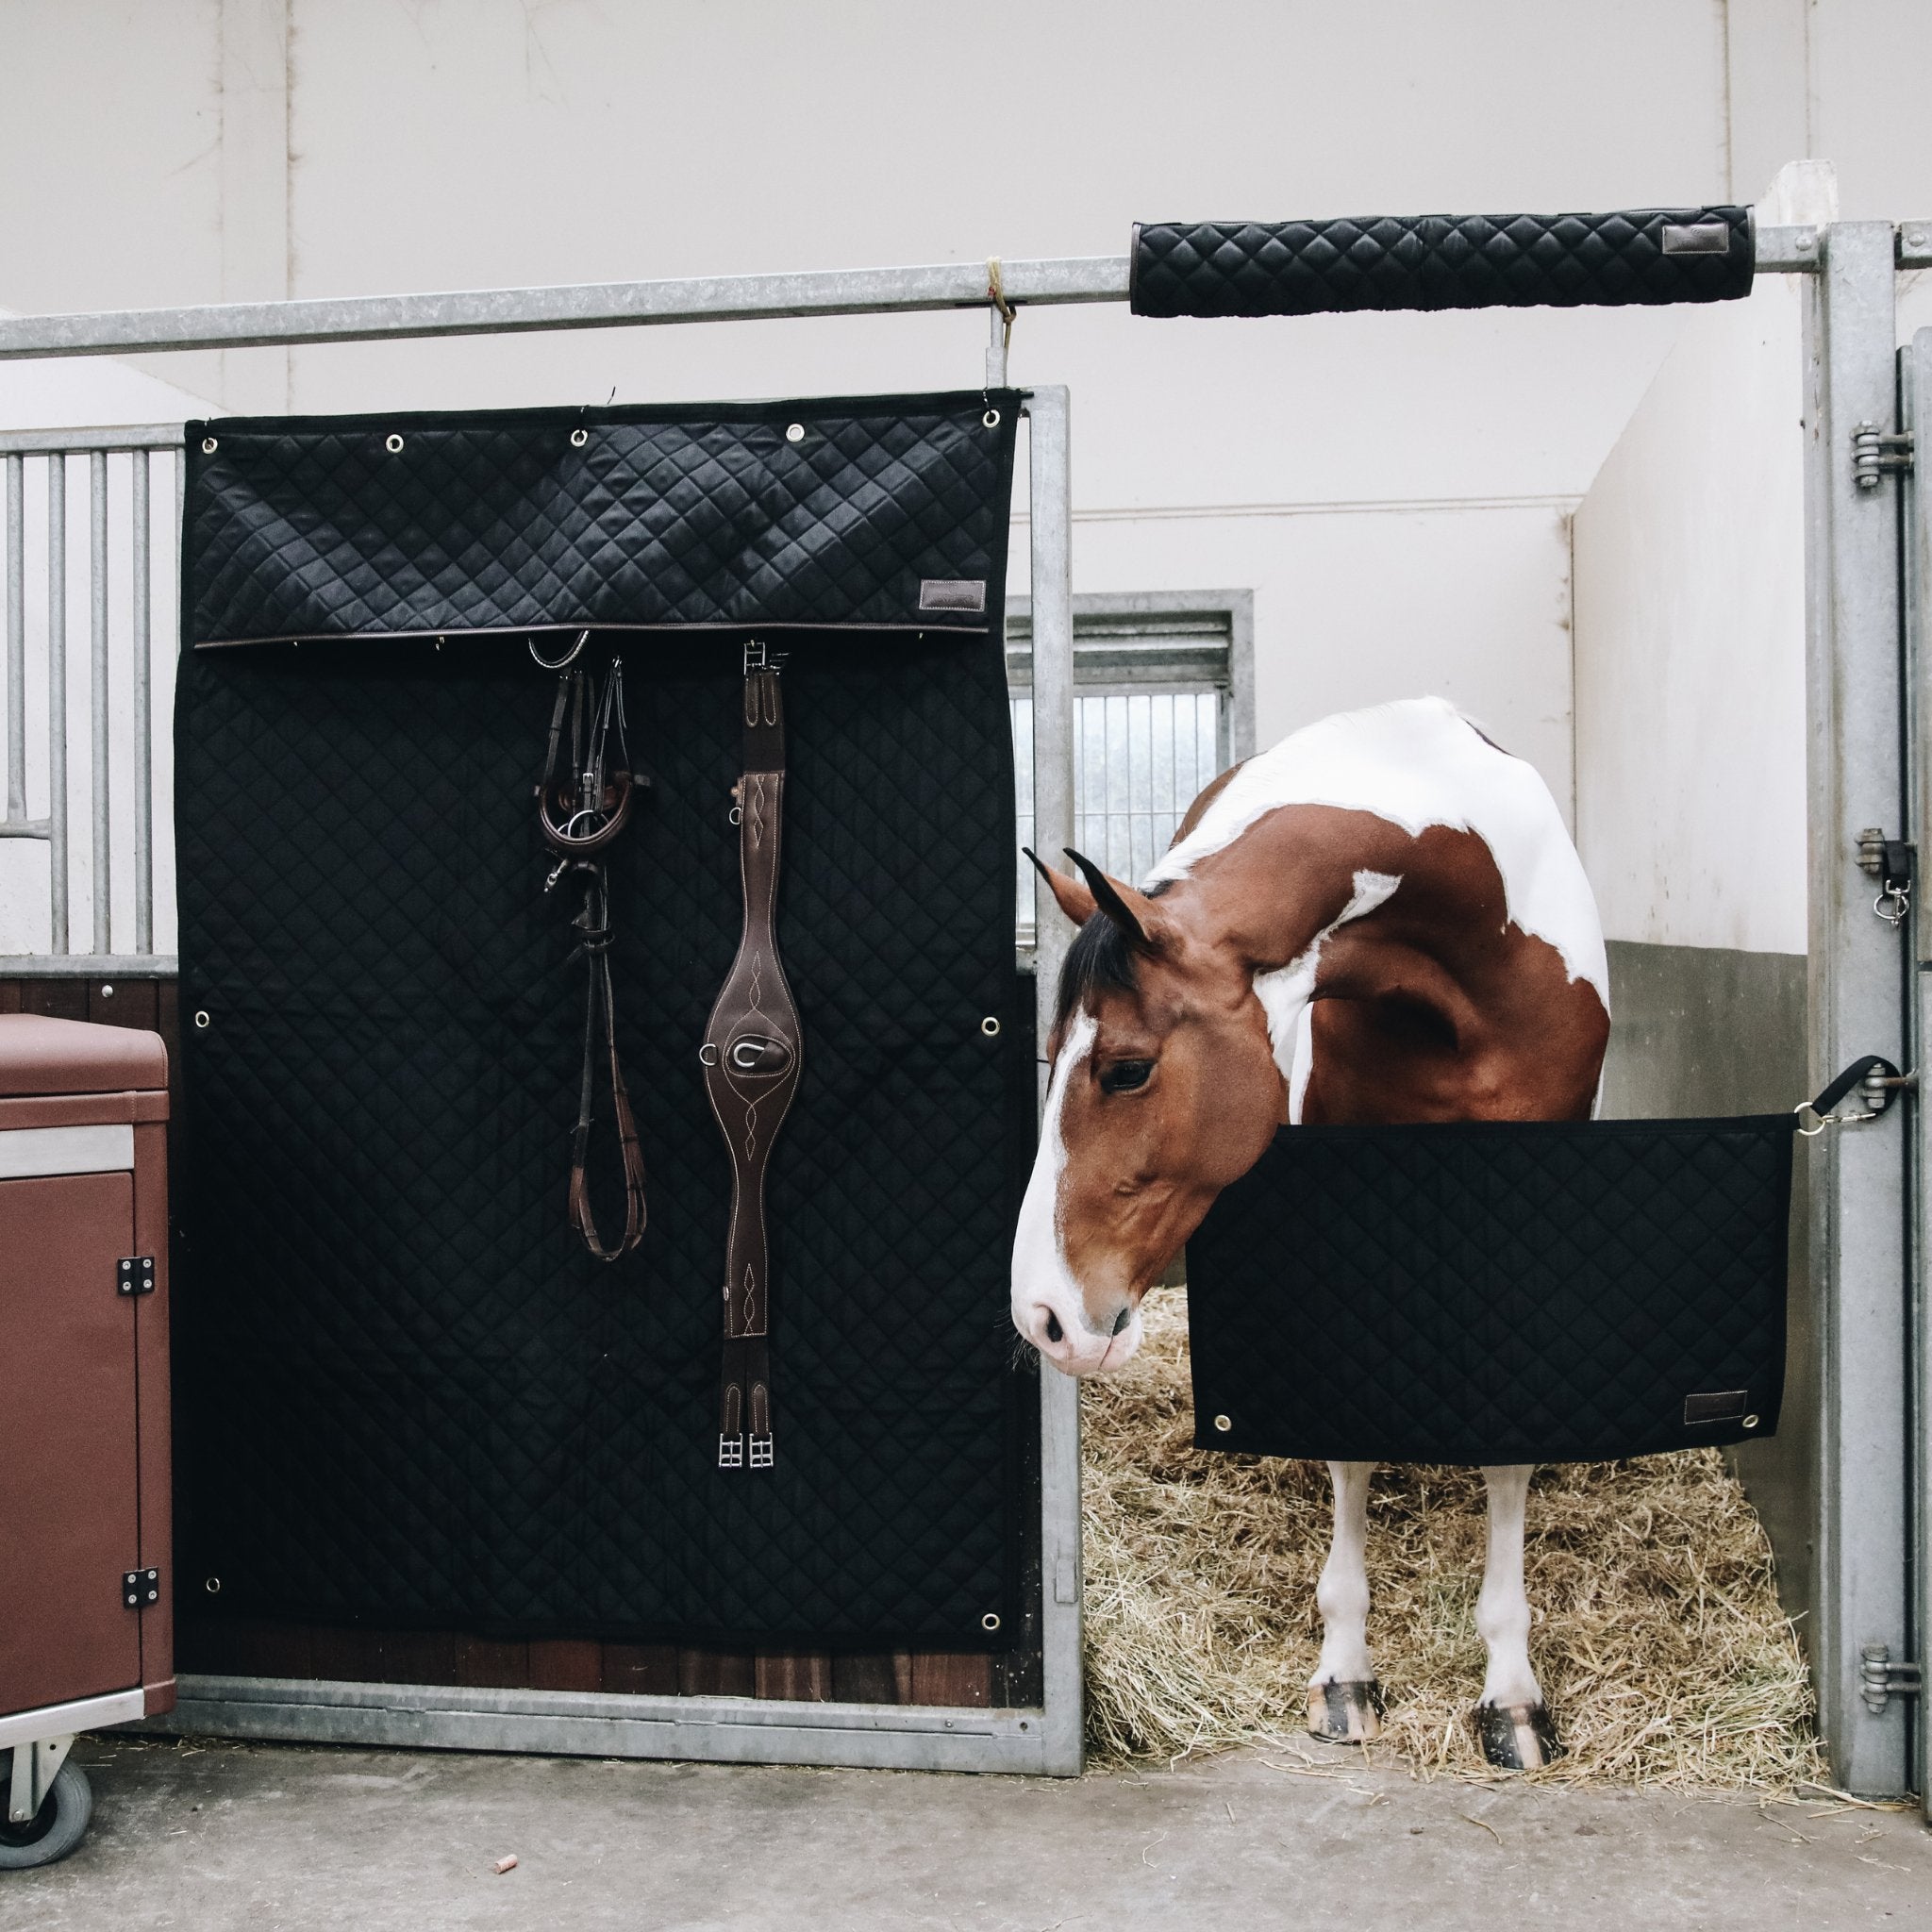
[1742,1413,1760,1430]
[981,1611,1002,1632]
[983,408,1001,428]
[385,433,405,454]
[200,435,218,455]
[785,423,805,443]
[980,1015,1001,1037]
[698,1043,719,1067]
[1212,1414,1232,1433]
[193,1010,211,1030]
[100,983,114,998]
[205,1576,222,1595]
[570,427,589,449]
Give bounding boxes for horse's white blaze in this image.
[1147,696,1608,1005]
[1013,1012,1128,1374]
[1252,868,1403,1125]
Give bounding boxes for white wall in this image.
[1571,166,1828,955]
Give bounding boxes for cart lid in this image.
[0,1014,168,1097]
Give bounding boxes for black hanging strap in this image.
[1796,1055,1907,1134]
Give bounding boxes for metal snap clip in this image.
[200,435,219,455]
[981,1611,1002,1632]
[980,1015,1001,1037]
[983,408,1001,428]
[1213,1413,1232,1433]
[205,1576,222,1594]
[385,433,405,454]
[193,1010,211,1030]
[571,427,589,448]
[698,1043,719,1067]
[785,423,805,443]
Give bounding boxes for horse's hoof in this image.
[1474,1701,1562,1770]
[1307,1679,1385,1743]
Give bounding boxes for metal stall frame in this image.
[0,219,1919,1790]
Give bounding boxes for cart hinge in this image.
[1856,828,1915,927]
[121,1567,159,1609]
[1860,1642,1922,1712]
[1853,423,1914,490]
[116,1255,156,1296]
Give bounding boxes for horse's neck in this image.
[1164,805,1396,973]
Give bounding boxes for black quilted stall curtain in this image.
[1187,1115,1793,1466]
[172,394,1036,1646]
[1130,208,1755,319]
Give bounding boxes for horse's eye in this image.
[1099,1058,1154,1095]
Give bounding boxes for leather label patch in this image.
[1682,1389,1748,1425]
[1662,222,1731,256]
[919,578,987,613]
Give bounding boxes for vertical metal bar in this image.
[1024,385,1082,1776]
[132,451,153,955]
[1806,224,1911,1796]
[5,454,22,821]
[46,454,67,952]
[90,449,109,953]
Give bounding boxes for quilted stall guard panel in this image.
[186,393,1017,646]
[1130,208,1754,319]
[1187,1116,1791,1466]
[173,396,1035,1647]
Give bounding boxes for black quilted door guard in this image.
[1130,207,1754,318]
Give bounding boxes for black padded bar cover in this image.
[184,391,1020,647]
[1130,208,1754,319]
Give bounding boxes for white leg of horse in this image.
[1307,1460,1384,1742]
[1474,1463,1560,1768]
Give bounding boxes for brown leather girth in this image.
[701,658,803,1470]
[537,655,647,1262]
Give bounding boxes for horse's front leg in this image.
[1307,1459,1384,1742]
[1473,1463,1561,1768]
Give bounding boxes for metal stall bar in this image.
[1025,386,1082,1775]
[132,451,153,956]
[1805,224,1912,1798]
[45,454,67,954]
[89,450,109,953]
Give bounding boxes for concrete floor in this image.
[0,1733,1924,1931]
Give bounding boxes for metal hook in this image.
[530,628,591,671]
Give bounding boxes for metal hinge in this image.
[1856,828,1915,927]
[122,1567,159,1609]
[1853,423,1914,490]
[116,1256,156,1296]
[1861,1642,1922,1712]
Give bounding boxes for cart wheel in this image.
[0,1759,92,1870]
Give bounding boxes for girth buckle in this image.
[718,1434,745,1470]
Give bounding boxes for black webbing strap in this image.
[1796,1055,1906,1134]
[702,645,805,1470]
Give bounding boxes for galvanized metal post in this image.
[1024,384,1082,1775]
[132,451,153,956]
[89,450,109,954]
[1806,224,1911,1797]
[46,453,67,954]
[5,455,23,824]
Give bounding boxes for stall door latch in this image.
[1860,1642,1922,1712]
[1853,422,1914,490]
[1857,828,1914,926]
[115,1256,156,1295]
[121,1568,160,1609]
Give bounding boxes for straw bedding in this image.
[1081,1291,1824,1787]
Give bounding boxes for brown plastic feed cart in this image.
[0,1015,172,1869]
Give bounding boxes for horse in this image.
[1012,694,1610,1770]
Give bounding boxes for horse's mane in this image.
[1052,880,1172,1033]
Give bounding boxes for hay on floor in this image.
[1081,1290,1824,1788]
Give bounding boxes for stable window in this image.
[1008,591,1254,944]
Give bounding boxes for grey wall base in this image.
[139,1675,1069,1775]
[1601,939,1814,1641]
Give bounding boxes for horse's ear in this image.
[1063,848,1164,950]
[1023,847,1097,926]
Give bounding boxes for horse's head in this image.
[1011,850,1285,1375]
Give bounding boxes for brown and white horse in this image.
[1012,696,1610,1769]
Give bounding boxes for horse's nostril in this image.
[1044,1310,1064,1344]
[1111,1307,1133,1337]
